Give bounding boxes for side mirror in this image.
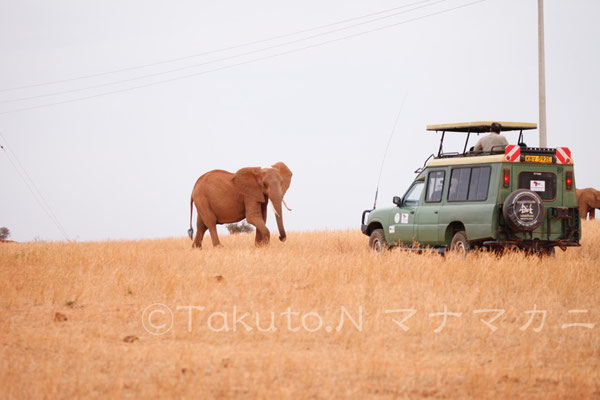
[393,196,402,206]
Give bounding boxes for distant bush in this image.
[226,221,255,235]
[0,227,10,240]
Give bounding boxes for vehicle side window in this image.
[448,166,491,202]
[517,171,556,201]
[468,166,491,201]
[448,168,470,201]
[403,181,424,206]
[425,170,445,203]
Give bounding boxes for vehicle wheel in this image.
[450,230,470,255]
[502,189,545,232]
[369,229,388,253]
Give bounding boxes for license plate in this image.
[524,155,553,164]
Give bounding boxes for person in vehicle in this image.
[473,122,508,153]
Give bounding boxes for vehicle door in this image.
[387,181,424,246]
[438,165,493,241]
[415,170,445,245]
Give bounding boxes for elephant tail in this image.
[188,197,194,240]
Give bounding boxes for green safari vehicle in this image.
[361,122,581,255]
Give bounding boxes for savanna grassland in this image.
[1,222,599,399]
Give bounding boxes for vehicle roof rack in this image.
[426,121,537,133]
[427,121,537,157]
[415,154,435,174]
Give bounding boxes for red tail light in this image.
[503,168,510,188]
[565,170,573,190]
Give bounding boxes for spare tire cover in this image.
[502,189,545,232]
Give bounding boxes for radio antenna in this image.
[373,94,407,209]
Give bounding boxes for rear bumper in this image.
[496,205,581,244]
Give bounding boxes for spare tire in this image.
[502,189,545,232]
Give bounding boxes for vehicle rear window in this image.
[448,166,491,202]
[518,171,556,201]
[425,170,445,203]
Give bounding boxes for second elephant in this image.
[576,187,600,220]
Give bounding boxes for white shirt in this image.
[473,133,508,152]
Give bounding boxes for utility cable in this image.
[0,0,487,116]
[0,0,448,105]
[0,0,434,93]
[0,131,71,240]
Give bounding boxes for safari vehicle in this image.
[361,122,581,255]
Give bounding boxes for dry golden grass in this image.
[1,222,600,399]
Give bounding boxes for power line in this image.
[0,0,448,105]
[0,0,434,93]
[0,0,487,116]
[0,131,71,240]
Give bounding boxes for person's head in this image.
[490,122,502,134]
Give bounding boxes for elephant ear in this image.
[232,167,266,203]
[272,162,292,196]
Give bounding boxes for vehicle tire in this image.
[502,189,545,232]
[450,230,470,255]
[369,229,388,253]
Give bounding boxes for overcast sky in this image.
[1,0,599,242]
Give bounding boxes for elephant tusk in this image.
[270,202,281,218]
[282,198,292,211]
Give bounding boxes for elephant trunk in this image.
[269,191,286,242]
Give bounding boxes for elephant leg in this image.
[199,207,222,247]
[254,203,268,244]
[255,229,263,243]
[207,224,221,247]
[192,218,207,248]
[580,205,589,220]
[261,202,268,223]
[590,209,596,220]
[246,205,270,246]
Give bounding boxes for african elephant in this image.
[188,162,292,248]
[576,188,600,220]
